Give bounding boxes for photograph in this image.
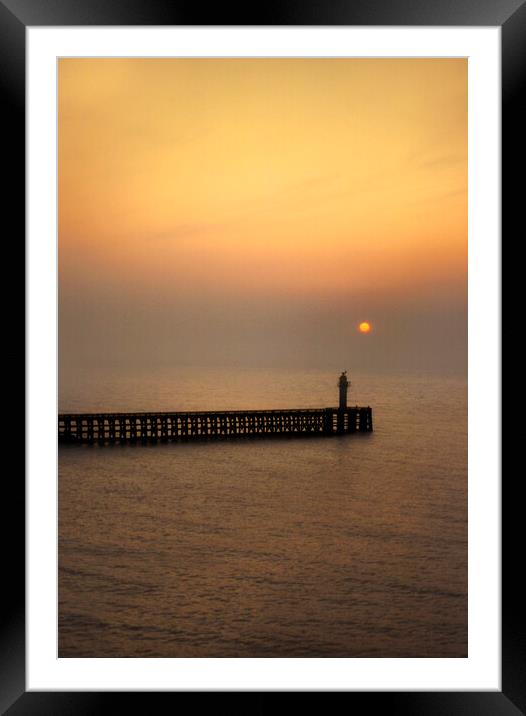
[57,57,468,659]
[0,0,514,706]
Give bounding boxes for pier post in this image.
[358,407,371,432]
[324,408,334,435]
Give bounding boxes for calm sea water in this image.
[58,367,467,657]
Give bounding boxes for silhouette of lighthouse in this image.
[338,371,350,410]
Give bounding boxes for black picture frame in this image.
[4,0,517,711]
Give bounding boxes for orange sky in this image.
[59,58,466,294]
[58,58,467,371]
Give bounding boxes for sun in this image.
[359,321,372,334]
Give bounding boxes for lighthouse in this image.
[338,371,350,410]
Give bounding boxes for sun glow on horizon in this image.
[58,58,467,372]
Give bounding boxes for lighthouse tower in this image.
[338,371,350,410]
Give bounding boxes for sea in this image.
[58,366,467,658]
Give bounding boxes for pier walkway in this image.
[58,406,373,445]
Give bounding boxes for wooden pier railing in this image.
[58,406,373,445]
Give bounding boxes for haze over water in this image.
[59,366,467,657]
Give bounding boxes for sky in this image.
[59,58,467,374]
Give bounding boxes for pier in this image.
[58,372,372,445]
[58,406,373,445]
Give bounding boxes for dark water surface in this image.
[58,368,467,657]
